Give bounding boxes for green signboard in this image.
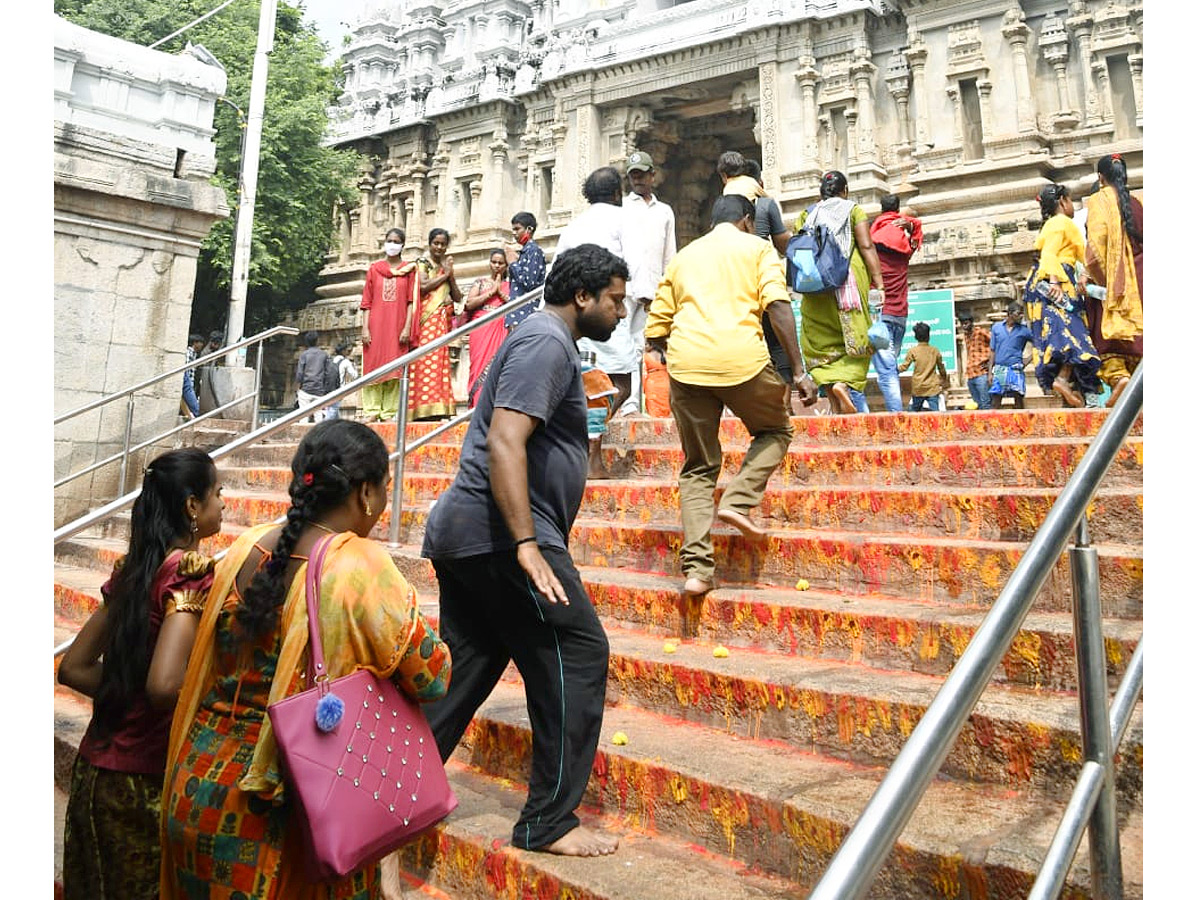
[895,288,957,375]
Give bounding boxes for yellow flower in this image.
[612,731,629,746]
[663,641,678,654]
[712,645,730,658]
[795,578,810,591]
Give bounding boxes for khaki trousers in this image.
[668,365,793,582]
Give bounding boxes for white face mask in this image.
[383,241,403,257]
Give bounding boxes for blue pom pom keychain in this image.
[315,690,344,733]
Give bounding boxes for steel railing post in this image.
[251,343,265,430]
[388,365,411,548]
[118,394,136,494]
[1069,516,1124,899]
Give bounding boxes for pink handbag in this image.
[268,534,457,881]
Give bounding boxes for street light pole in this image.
[225,0,277,367]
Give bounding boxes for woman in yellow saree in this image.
[1084,152,1143,407]
[160,421,450,900]
[411,228,461,421]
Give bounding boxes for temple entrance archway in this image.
[631,87,761,249]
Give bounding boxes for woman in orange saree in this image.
[411,228,461,421]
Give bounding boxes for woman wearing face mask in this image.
[359,228,420,421]
[411,228,461,421]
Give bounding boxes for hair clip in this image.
[1111,152,1122,162]
[329,463,348,479]
[303,472,315,485]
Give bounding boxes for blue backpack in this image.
[785,207,850,293]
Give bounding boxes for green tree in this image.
[55,0,360,333]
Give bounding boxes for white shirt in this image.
[553,202,628,259]
[554,203,638,374]
[622,191,676,300]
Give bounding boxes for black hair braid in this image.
[236,420,386,641]
[92,449,215,739]
[1099,156,1142,246]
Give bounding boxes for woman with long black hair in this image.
[59,448,224,899]
[1084,153,1143,407]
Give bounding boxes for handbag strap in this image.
[304,533,338,686]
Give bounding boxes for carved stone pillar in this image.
[850,51,876,163]
[403,196,414,239]
[549,119,569,211]
[817,113,832,170]
[489,130,510,231]
[978,79,994,140]
[945,84,962,144]
[885,51,912,151]
[1092,60,1111,124]
[573,104,598,214]
[794,60,820,173]
[468,179,484,232]
[408,165,428,250]
[1002,5,1036,133]
[905,33,930,147]
[1039,14,1079,129]
[757,61,782,194]
[844,108,859,166]
[1067,4,1100,125]
[353,164,376,253]
[1129,53,1143,124]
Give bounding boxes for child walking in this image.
[58,448,224,899]
[898,321,949,411]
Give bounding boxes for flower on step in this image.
[663,641,678,654]
[611,731,629,746]
[315,691,344,732]
[712,645,730,658]
[795,579,810,591]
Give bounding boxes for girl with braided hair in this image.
[1085,153,1143,407]
[1022,183,1102,407]
[161,420,450,899]
[60,448,223,899]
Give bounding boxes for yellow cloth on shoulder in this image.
[1085,186,1143,341]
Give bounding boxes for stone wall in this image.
[54,17,228,525]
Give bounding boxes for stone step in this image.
[382,408,1141,452]
[55,514,1144,626]
[51,546,1138,695]
[397,437,1144,490]
[213,467,1143,546]
[573,567,1140,692]
[595,625,1142,801]
[386,762,800,900]
[441,680,1141,897]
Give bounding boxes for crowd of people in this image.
[69,149,1143,899]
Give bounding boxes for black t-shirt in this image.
[421,310,588,559]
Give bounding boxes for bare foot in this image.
[1052,378,1084,408]
[829,382,855,415]
[1106,376,1130,408]
[539,826,620,857]
[716,508,768,539]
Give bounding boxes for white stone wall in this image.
[54,17,228,525]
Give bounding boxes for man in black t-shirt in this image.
[421,243,629,857]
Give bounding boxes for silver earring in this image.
[190,516,199,534]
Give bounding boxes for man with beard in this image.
[421,243,629,857]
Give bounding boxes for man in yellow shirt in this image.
[646,195,815,600]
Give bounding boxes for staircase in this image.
[53,408,1143,899]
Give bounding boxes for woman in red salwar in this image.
[411,228,461,421]
[460,248,510,407]
[359,228,419,421]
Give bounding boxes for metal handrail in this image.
[54,325,300,492]
[807,362,1143,900]
[53,287,540,546]
[54,325,299,425]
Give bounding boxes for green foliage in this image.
[55,0,359,332]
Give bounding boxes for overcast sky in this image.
[299,0,355,58]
